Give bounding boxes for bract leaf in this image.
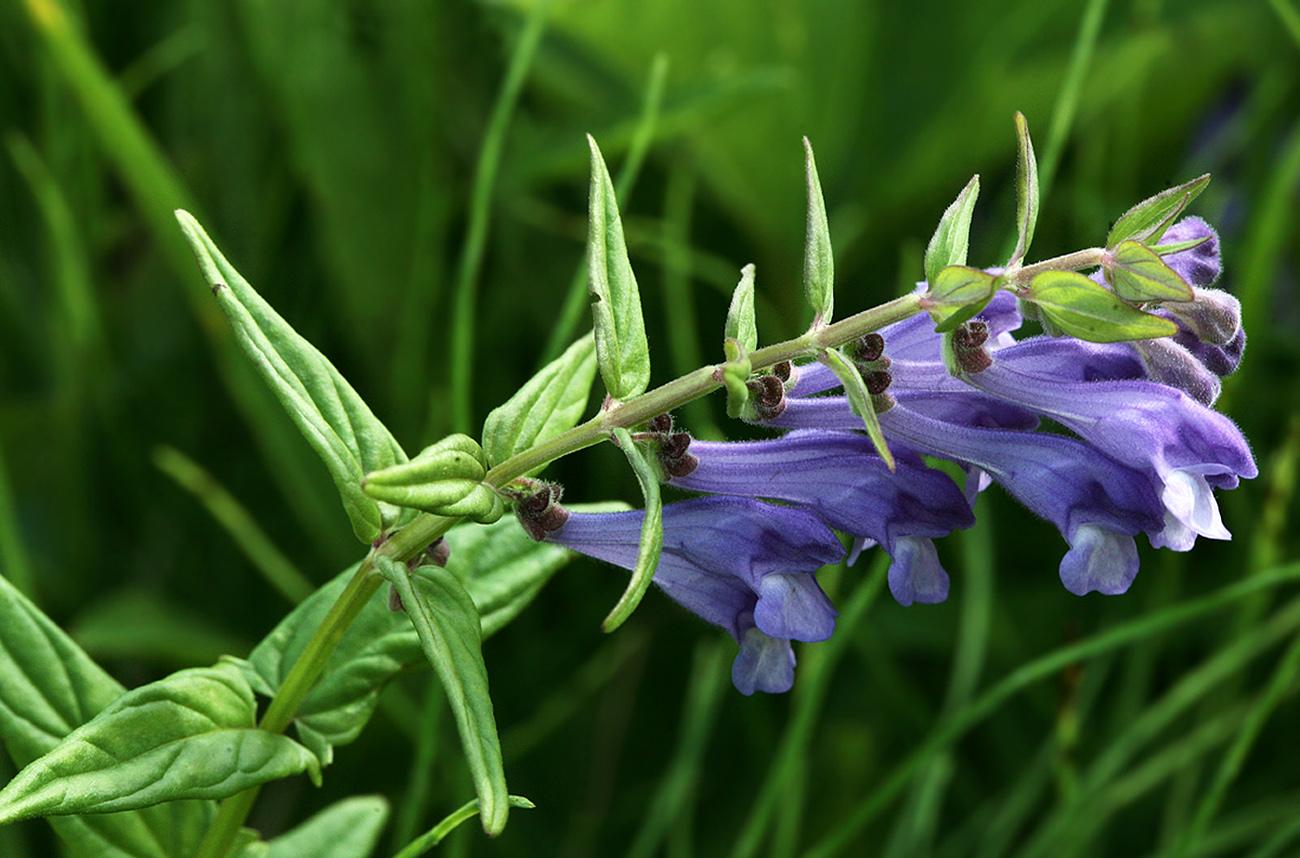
[1108,240,1195,303]
[482,333,597,470]
[926,265,998,333]
[924,174,980,287]
[818,349,895,471]
[1106,174,1210,248]
[0,573,215,857]
[0,662,320,825]
[1028,270,1179,343]
[587,136,651,401]
[601,428,665,633]
[376,557,509,836]
[803,138,835,325]
[725,264,758,355]
[1009,112,1039,267]
[175,211,407,544]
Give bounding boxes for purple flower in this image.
[670,430,975,605]
[545,497,844,694]
[770,393,1166,595]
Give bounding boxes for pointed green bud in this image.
[725,264,759,355]
[924,174,980,288]
[802,138,834,325]
[1009,112,1039,268]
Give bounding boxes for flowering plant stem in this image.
[197,287,925,857]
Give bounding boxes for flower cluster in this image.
[528,217,1254,695]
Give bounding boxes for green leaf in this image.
[376,557,509,836]
[1009,112,1039,267]
[802,137,834,325]
[1106,174,1211,249]
[1107,240,1195,303]
[0,573,215,858]
[924,175,980,288]
[241,563,419,767]
[926,265,999,333]
[263,796,389,858]
[363,434,489,516]
[1028,270,1180,343]
[442,515,576,639]
[175,211,408,544]
[725,264,758,355]
[818,350,895,471]
[0,661,320,825]
[586,135,651,402]
[482,333,597,470]
[601,428,665,633]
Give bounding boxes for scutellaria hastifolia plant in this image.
[0,113,1254,855]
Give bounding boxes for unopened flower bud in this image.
[1133,338,1222,406]
[1161,287,1242,347]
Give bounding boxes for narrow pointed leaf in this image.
[393,796,535,858]
[587,136,650,401]
[0,662,320,825]
[1028,270,1179,343]
[376,557,509,836]
[0,573,214,857]
[818,349,895,471]
[926,265,998,332]
[483,333,597,470]
[1009,112,1039,267]
[725,264,758,355]
[803,138,834,324]
[175,211,407,544]
[1107,174,1211,248]
[924,175,980,287]
[1108,240,1195,302]
[602,428,665,633]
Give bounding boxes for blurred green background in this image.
[2,0,1299,855]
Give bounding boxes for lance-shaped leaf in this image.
[1008,112,1039,268]
[376,556,509,836]
[393,795,535,858]
[725,264,758,355]
[175,211,407,544]
[241,563,419,767]
[924,174,980,287]
[1028,270,1179,343]
[926,265,999,333]
[587,136,650,402]
[1107,239,1195,303]
[364,434,489,516]
[0,572,215,858]
[803,138,834,325]
[818,349,895,471]
[0,661,320,825]
[260,795,389,858]
[601,428,665,633]
[482,333,597,470]
[1107,174,1211,249]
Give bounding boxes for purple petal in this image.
[1059,525,1140,595]
[887,537,950,606]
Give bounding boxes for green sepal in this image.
[0,661,321,825]
[376,556,509,836]
[1107,240,1194,303]
[802,137,834,325]
[1027,270,1179,343]
[927,265,999,332]
[818,349,895,471]
[482,333,597,471]
[924,174,980,287]
[725,263,759,354]
[1106,174,1210,249]
[721,343,753,419]
[1009,112,1039,267]
[175,211,407,544]
[601,428,665,633]
[586,135,651,402]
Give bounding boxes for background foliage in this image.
[2,0,1299,855]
